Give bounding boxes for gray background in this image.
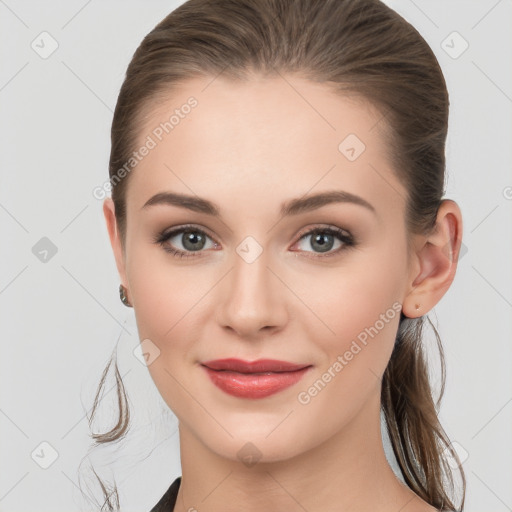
[1,1,511,511]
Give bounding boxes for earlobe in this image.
[403,199,463,318]
[102,197,128,287]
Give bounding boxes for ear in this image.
[402,199,463,318]
[103,198,128,289]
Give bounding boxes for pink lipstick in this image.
[201,358,312,399]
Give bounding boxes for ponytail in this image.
[381,314,466,510]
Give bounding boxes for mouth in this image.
[200,358,312,399]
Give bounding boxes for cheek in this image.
[293,267,404,424]
[129,260,212,413]
[131,269,212,349]
[294,246,406,381]
[126,234,209,338]
[301,249,404,333]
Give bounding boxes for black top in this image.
[149,477,181,512]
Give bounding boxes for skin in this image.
[103,73,462,512]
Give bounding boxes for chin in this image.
[211,436,303,466]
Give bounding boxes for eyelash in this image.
[153,224,356,260]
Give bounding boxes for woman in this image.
[93,0,467,510]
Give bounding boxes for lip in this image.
[202,358,309,373]
[201,358,312,399]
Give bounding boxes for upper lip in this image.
[201,358,310,373]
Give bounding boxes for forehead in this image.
[126,74,407,218]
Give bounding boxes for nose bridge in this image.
[216,240,287,336]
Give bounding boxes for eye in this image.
[154,224,356,259]
[154,225,219,259]
[292,226,355,258]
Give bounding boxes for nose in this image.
[215,249,289,339]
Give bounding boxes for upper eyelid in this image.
[295,225,352,239]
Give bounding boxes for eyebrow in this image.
[141,190,376,216]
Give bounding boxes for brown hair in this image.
[84,0,466,509]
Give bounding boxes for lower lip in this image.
[202,366,311,399]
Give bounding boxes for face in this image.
[111,74,418,463]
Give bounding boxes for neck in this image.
[172,392,425,512]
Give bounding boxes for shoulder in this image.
[149,476,181,512]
